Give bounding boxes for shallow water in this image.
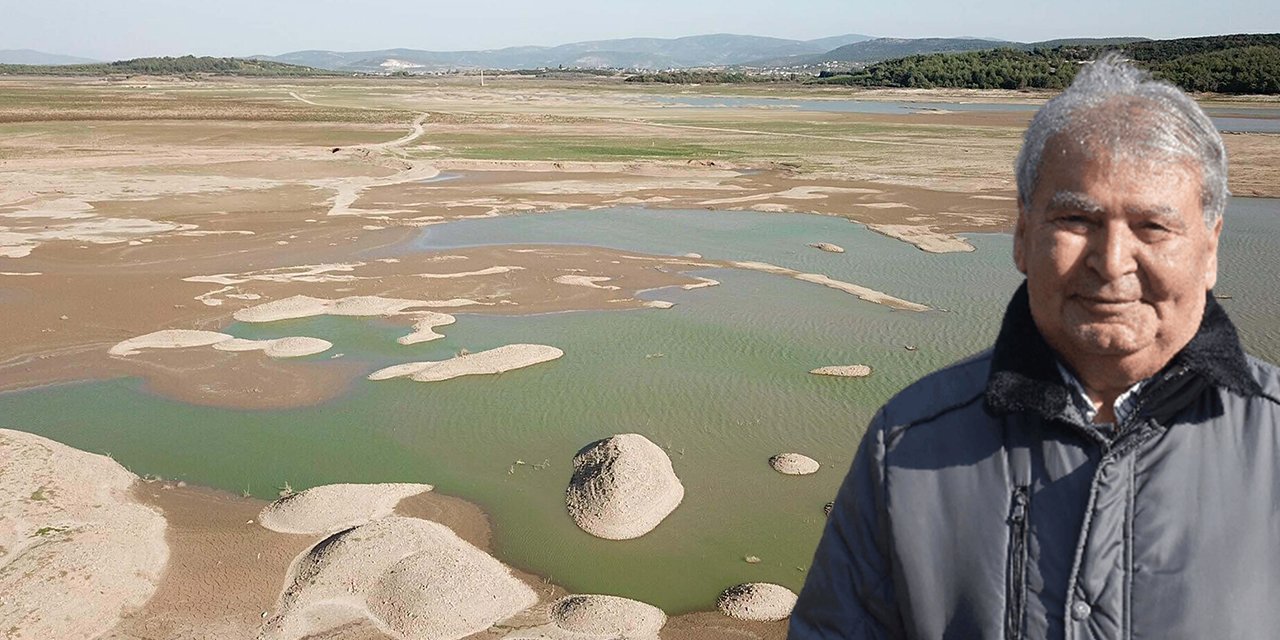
[3,198,1277,612]
[645,95,1280,133]
[420,172,462,184]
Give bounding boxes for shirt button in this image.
[1071,601,1092,620]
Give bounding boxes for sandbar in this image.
[369,343,564,382]
[730,261,929,311]
[109,330,331,359]
[865,223,975,254]
[398,312,458,345]
[810,364,873,377]
[210,336,333,358]
[108,329,235,357]
[233,294,485,323]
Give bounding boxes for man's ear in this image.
[1204,214,1223,291]
[1013,204,1029,275]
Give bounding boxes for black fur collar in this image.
[985,282,1262,422]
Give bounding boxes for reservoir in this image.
[3,198,1276,612]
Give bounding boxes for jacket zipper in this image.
[1006,485,1031,640]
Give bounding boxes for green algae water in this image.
[3,199,1277,612]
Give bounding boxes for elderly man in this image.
[790,57,1280,639]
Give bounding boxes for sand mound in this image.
[212,336,333,358]
[565,434,684,540]
[808,242,845,253]
[108,329,234,356]
[258,483,434,534]
[810,365,873,378]
[549,594,667,637]
[716,583,798,622]
[369,344,564,382]
[398,312,457,345]
[769,453,820,475]
[232,295,332,322]
[0,429,168,640]
[260,516,536,640]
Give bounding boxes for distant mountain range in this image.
[252,35,1158,73]
[3,34,1160,75]
[251,33,875,72]
[0,49,99,65]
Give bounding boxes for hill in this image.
[811,33,1280,94]
[255,33,874,72]
[0,55,330,77]
[0,49,100,65]
[806,37,1013,64]
[747,36,1150,68]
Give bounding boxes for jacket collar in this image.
[985,282,1262,422]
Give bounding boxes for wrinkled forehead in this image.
[1032,133,1204,220]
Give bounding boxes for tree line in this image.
[0,56,329,77]
[812,34,1280,94]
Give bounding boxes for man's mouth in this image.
[1075,295,1140,312]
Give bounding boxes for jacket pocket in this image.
[1005,485,1030,640]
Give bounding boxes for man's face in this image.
[1014,138,1222,374]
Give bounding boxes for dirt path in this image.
[287,90,438,213]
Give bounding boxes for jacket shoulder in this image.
[880,348,992,429]
[1246,355,1280,403]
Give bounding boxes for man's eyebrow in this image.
[1046,191,1104,214]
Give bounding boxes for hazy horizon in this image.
[1,0,1277,61]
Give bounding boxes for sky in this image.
[2,0,1277,61]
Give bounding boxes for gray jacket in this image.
[791,284,1280,640]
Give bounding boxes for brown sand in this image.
[0,243,717,409]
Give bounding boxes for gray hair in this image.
[1015,54,1229,226]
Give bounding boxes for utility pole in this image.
[480,68,485,87]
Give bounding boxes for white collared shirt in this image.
[1055,361,1149,429]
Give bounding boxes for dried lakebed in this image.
[2,200,1279,614]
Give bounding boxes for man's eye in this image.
[1134,222,1173,240]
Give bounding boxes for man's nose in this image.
[1086,222,1138,281]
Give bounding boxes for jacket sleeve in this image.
[789,410,906,639]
